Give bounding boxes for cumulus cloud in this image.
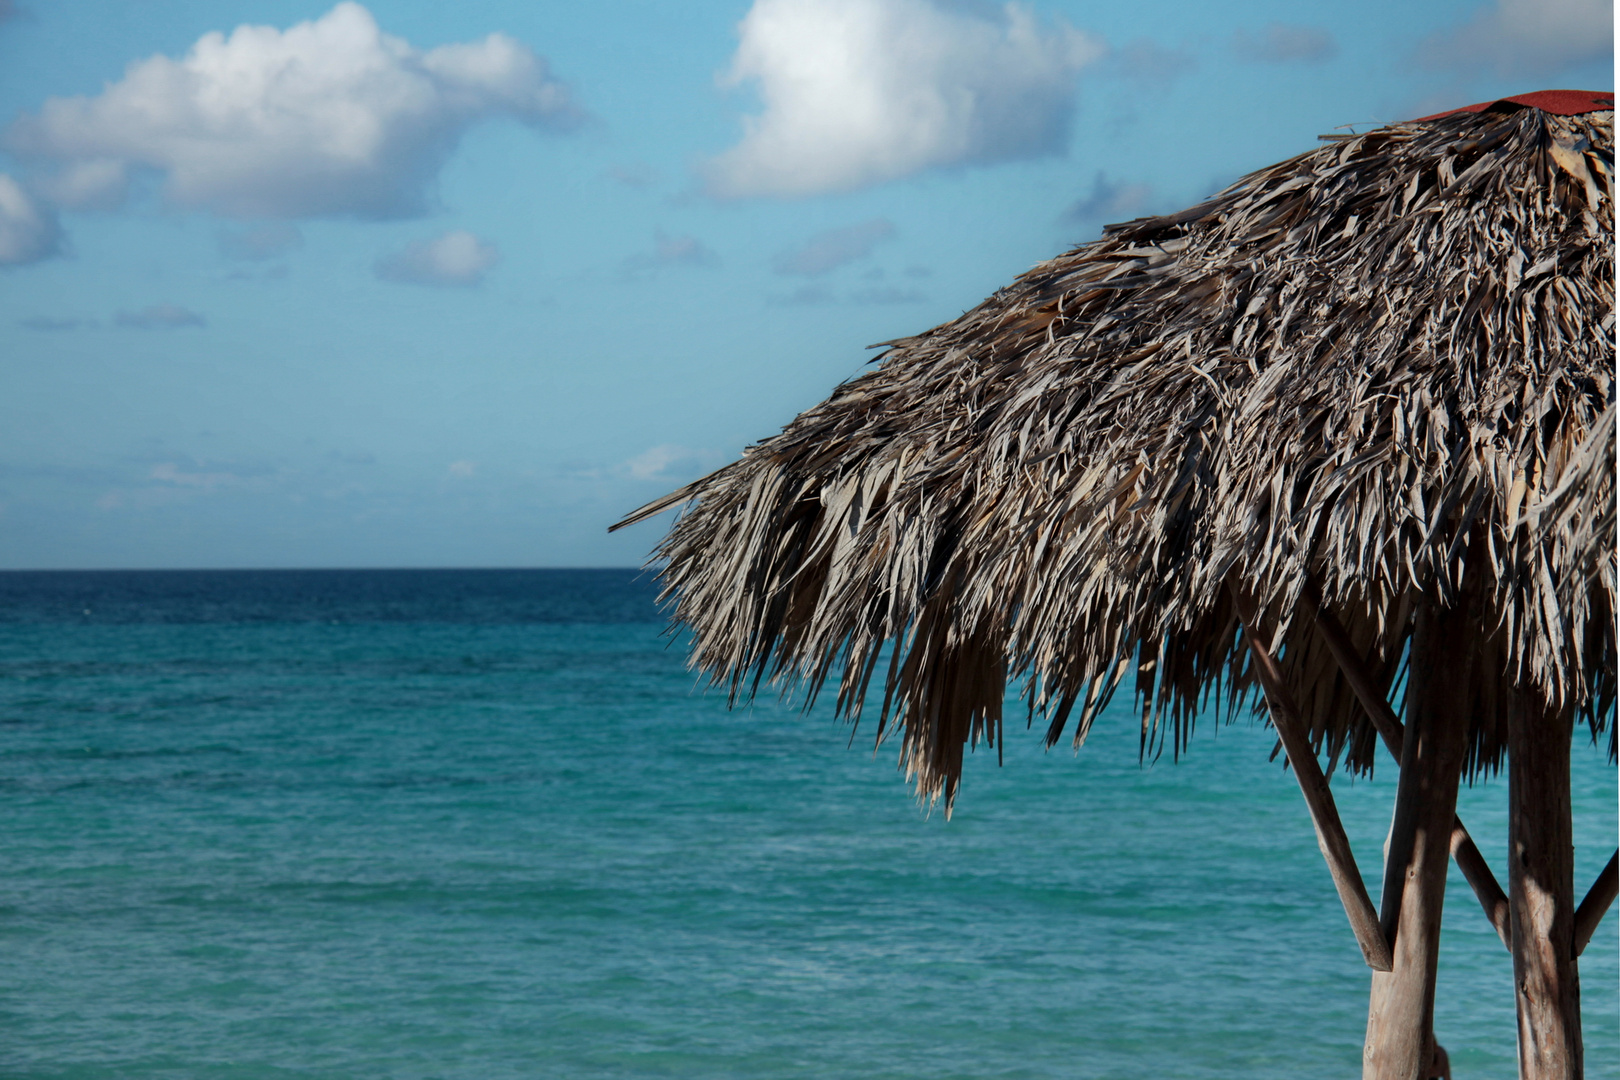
[624,231,720,276]
[769,283,835,306]
[116,304,206,329]
[651,232,719,267]
[148,461,242,489]
[1418,0,1611,77]
[620,444,725,482]
[1232,24,1338,64]
[849,285,925,304]
[20,315,91,331]
[219,223,303,261]
[704,0,1103,198]
[1063,172,1154,223]
[374,229,499,286]
[1108,38,1197,87]
[0,174,62,265]
[33,159,128,210]
[6,3,580,219]
[607,162,661,189]
[773,219,896,276]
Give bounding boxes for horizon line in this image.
[0,565,653,574]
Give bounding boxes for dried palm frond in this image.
[618,102,1616,810]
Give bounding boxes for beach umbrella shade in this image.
[617,90,1617,1079]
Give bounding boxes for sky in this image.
[0,0,1612,569]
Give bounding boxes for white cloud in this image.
[1108,38,1196,87]
[1064,172,1153,223]
[1418,0,1611,77]
[6,3,580,219]
[623,231,720,276]
[849,285,925,304]
[1231,24,1337,64]
[447,460,476,478]
[773,219,895,275]
[623,444,720,482]
[704,0,1103,198]
[649,232,719,267]
[34,159,129,211]
[219,223,303,261]
[374,229,499,286]
[20,315,91,331]
[606,161,661,189]
[0,174,62,265]
[116,304,206,329]
[149,462,239,489]
[769,283,836,306]
[92,457,274,509]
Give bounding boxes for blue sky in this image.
[0,0,1611,568]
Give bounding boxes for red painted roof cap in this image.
[1413,89,1614,122]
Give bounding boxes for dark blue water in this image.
[0,570,1613,1078]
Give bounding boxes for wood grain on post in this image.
[1509,694,1584,1079]
[1573,850,1618,959]
[1231,587,1392,973]
[1301,579,1512,950]
[1363,603,1473,1080]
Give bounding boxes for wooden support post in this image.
[1231,588,1392,972]
[1573,850,1618,959]
[1508,691,1583,1079]
[1302,579,1512,949]
[1363,603,1472,1080]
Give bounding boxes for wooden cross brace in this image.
[1300,578,1617,960]
[1233,576,1619,969]
[1231,586,1393,971]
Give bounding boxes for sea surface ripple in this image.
[0,570,1613,1078]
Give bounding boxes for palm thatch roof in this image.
[618,96,1616,811]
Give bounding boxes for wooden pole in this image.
[1363,603,1472,1080]
[1572,850,1618,959]
[1508,692,1583,1079]
[1301,579,1512,948]
[1231,587,1392,971]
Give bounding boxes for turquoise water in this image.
[0,570,1613,1079]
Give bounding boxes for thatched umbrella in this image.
[617,89,1617,1078]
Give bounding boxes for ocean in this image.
[0,569,1613,1079]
